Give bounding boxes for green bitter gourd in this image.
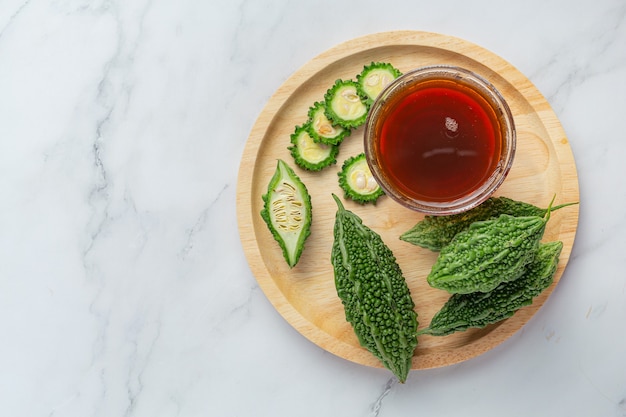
[324,79,369,129]
[400,196,578,251]
[306,101,351,145]
[331,194,417,383]
[427,199,555,294]
[356,62,402,105]
[419,241,563,336]
[337,153,384,204]
[260,159,312,267]
[288,123,339,171]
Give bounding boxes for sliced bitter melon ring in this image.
[306,101,351,145]
[338,153,384,204]
[324,79,369,129]
[260,159,312,268]
[288,123,339,171]
[356,62,402,105]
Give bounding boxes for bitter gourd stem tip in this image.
[550,201,579,211]
[545,194,557,221]
[332,193,345,211]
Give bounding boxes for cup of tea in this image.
[364,65,516,215]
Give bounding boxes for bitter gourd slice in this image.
[400,197,578,251]
[288,123,339,171]
[331,194,418,383]
[420,241,563,336]
[427,202,555,294]
[324,79,369,129]
[306,101,351,145]
[337,153,384,204]
[260,159,312,268]
[356,62,402,105]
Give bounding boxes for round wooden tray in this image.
[236,31,579,370]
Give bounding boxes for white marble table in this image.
[1,0,625,416]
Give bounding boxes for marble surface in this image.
[1,0,625,416]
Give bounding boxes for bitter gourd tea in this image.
[364,66,516,215]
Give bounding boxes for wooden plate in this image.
[236,31,579,370]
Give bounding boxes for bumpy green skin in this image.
[260,160,312,268]
[324,79,370,129]
[400,197,577,251]
[288,123,339,171]
[331,194,418,382]
[427,213,551,294]
[356,62,402,105]
[420,241,563,336]
[306,101,351,145]
[337,153,384,204]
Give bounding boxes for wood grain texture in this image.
[236,31,580,370]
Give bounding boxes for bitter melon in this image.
[306,101,351,145]
[420,241,563,336]
[288,123,339,171]
[331,194,418,383]
[356,62,402,105]
[324,79,369,129]
[427,200,555,294]
[400,197,577,251]
[337,153,384,204]
[260,159,312,268]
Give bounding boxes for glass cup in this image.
[364,65,516,215]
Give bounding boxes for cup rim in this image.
[363,65,516,215]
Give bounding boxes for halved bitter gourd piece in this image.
[306,101,351,145]
[288,123,339,171]
[356,62,402,105]
[338,153,384,204]
[260,159,312,268]
[324,79,369,129]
